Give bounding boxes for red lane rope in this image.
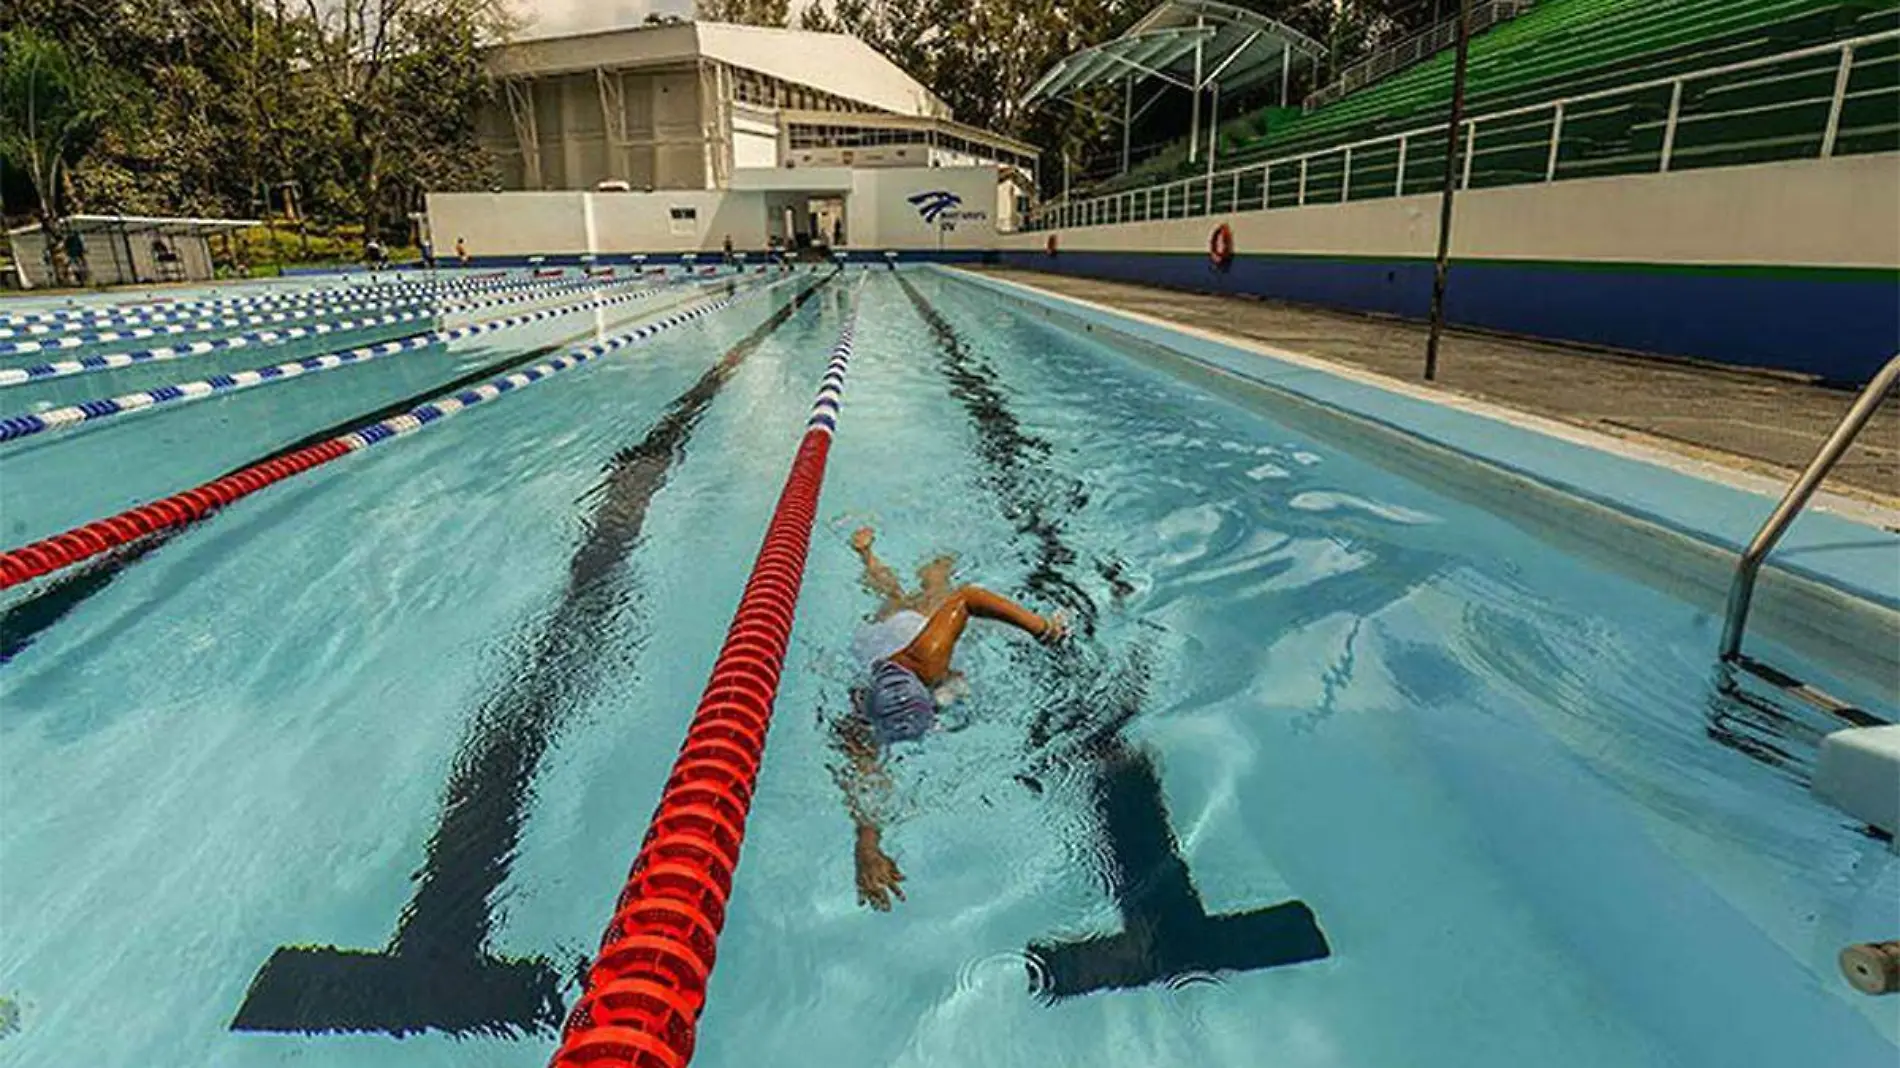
[0,439,353,589]
[551,286,863,1068]
[0,279,770,591]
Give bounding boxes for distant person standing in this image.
[455,236,470,266]
[722,233,734,264]
[62,230,90,286]
[152,237,182,281]
[420,238,436,269]
[364,237,388,271]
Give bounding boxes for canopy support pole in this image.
[1189,17,1204,164]
[1109,76,1124,173]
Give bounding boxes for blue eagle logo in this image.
[908,190,963,223]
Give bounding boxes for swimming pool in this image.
[1,265,1894,1066]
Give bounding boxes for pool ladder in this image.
[1718,353,1899,730]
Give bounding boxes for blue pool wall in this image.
[983,250,1899,385]
[990,154,1900,386]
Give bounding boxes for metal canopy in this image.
[1023,0,1327,178]
[1026,2,1323,104]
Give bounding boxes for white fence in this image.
[1026,29,1899,232]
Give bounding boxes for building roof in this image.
[7,214,261,237]
[489,20,950,120]
[1023,0,1325,105]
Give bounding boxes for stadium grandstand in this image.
[1031,0,1899,224]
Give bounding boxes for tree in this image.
[0,26,138,285]
[799,0,1145,190]
[696,0,791,25]
[295,0,513,246]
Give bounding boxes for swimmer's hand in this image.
[1038,610,1070,644]
[851,527,876,555]
[855,826,906,911]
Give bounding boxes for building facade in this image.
[479,21,1036,194]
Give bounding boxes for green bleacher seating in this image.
[1075,0,1898,208]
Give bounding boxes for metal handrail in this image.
[1305,0,1538,111]
[1720,354,1900,662]
[1025,27,1900,231]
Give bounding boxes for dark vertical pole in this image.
[1424,0,1473,382]
[111,221,129,285]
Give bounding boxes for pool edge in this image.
[937,264,1900,615]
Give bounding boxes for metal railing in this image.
[1023,28,1899,233]
[1720,353,1900,664]
[1305,0,1539,111]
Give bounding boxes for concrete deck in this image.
[980,269,1899,504]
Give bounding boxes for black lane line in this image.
[892,273,1097,640]
[229,273,830,1039]
[892,273,1331,998]
[0,287,721,664]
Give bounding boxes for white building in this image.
[482,20,1036,194]
[442,19,1037,256]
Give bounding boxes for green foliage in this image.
[1,0,505,250]
[0,24,142,281]
[698,0,793,24]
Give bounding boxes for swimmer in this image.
[835,526,1067,910]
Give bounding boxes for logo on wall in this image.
[908,190,964,223]
[907,189,989,236]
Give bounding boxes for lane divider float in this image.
[550,279,865,1068]
[2,267,533,328]
[0,276,699,443]
[0,274,795,590]
[0,268,578,340]
[0,272,638,382]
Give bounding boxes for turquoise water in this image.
[1,267,1894,1066]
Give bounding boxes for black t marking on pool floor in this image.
[229,274,829,1039]
[1029,733,1332,998]
[892,273,1330,999]
[0,289,722,665]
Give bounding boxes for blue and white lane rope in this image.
[0,276,732,443]
[0,264,562,332]
[329,276,791,450]
[0,274,529,334]
[806,279,866,438]
[0,273,637,374]
[0,268,539,329]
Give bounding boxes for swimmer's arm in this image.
[830,716,890,836]
[961,586,1066,641]
[833,720,906,909]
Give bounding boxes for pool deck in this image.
[978,269,1898,504]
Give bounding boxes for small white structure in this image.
[6,214,258,289]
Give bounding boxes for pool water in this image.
[1,266,1894,1067]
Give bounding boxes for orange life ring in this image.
[1209,223,1235,271]
[1046,233,1059,257]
